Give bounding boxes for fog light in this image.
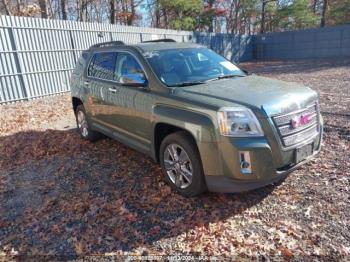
[239,151,252,174]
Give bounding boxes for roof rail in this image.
[141,39,176,43]
[89,41,125,49]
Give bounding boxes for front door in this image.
[102,52,152,153]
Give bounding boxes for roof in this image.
[87,41,202,53]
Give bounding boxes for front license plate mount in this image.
[295,143,313,163]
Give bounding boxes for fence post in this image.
[8,27,28,100]
[69,29,77,65]
[238,34,241,63]
[140,33,143,42]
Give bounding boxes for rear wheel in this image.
[159,131,206,197]
[75,105,100,142]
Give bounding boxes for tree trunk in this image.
[312,0,317,14]
[127,0,135,25]
[208,0,214,33]
[226,0,235,34]
[260,0,266,34]
[320,0,327,27]
[79,0,84,21]
[163,7,168,28]
[234,0,240,34]
[1,0,12,15]
[61,0,67,20]
[85,0,88,22]
[16,0,21,14]
[110,0,115,24]
[155,3,160,27]
[38,0,48,18]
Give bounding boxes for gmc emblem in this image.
[290,114,312,129]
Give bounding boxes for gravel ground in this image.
[0,59,349,260]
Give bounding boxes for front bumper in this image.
[205,146,321,193]
[202,121,323,193]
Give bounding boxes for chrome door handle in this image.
[83,81,90,86]
[108,87,117,93]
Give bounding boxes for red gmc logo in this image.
[290,114,312,129]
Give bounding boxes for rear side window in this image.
[73,52,89,76]
[88,52,117,81]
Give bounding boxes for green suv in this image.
[70,39,323,197]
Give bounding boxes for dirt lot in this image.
[0,60,349,260]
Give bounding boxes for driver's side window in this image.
[115,53,146,84]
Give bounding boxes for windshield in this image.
[144,48,246,87]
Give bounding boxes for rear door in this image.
[84,51,119,127]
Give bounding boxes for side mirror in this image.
[120,73,148,88]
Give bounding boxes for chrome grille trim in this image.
[272,103,320,147]
[278,114,317,136]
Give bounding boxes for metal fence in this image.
[253,24,350,60]
[194,33,253,62]
[1,15,350,104]
[0,15,192,103]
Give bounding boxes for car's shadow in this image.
[0,129,284,257]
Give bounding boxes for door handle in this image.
[108,87,117,93]
[83,81,90,86]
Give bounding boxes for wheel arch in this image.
[72,96,83,112]
[153,123,199,163]
[151,105,217,163]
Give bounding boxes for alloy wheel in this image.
[163,143,193,189]
[77,110,89,137]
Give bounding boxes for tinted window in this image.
[73,52,89,76]
[88,52,117,81]
[115,53,145,84]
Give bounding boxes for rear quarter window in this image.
[72,52,89,76]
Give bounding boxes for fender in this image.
[151,104,223,177]
[152,104,217,143]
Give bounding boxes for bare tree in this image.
[260,0,276,34]
[38,0,48,18]
[61,0,67,20]
[312,0,318,13]
[320,0,327,27]
[110,0,115,24]
[1,0,12,15]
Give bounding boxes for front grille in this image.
[272,103,320,147]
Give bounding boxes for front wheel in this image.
[159,131,207,197]
[75,105,100,142]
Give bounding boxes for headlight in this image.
[217,107,264,137]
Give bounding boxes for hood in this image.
[178,75,318,117]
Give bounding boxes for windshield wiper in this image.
[168,80,206,87]
[203,74,246,82]
[217,74,245,79]
[167,74,245,87]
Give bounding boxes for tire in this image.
[159,131,207,197]
[75,104,100,142]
